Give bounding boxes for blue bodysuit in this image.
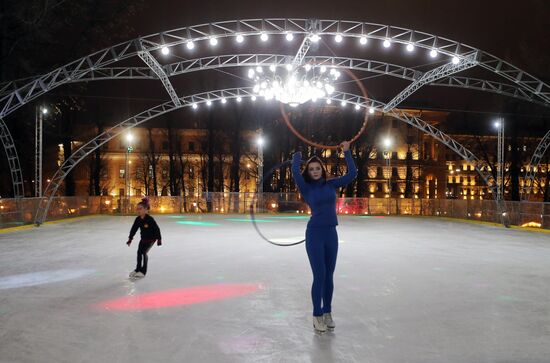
[292,150,357,316]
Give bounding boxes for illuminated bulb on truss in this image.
[286,33,294,41]
[236,34,244,43]
[430,49,438,58]
[310,34,321,42]
[359,36,368,45]
[335,34,343,43]
[383,39,391,48]
[161,46,169,55]
[186,41,195,50]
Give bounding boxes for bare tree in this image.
[165,120,181,196]
[146,127,160,196]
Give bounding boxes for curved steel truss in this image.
[1,18,547,204]
[523,129,550,199]
[2,54,544,106]
[34,87,498,225]
[2,18,550,120]
[0,118,24,197]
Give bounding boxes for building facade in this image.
[59,109,548,202]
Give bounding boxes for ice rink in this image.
[1,214,549,363]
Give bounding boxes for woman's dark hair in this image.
[301,155,327,183]
[137,197,150,210]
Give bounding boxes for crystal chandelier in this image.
[249,64,340,107]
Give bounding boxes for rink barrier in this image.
[1,194,550,230]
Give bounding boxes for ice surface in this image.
[0,214,549,363]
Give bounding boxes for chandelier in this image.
[249,64,340,107]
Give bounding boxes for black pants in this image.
[136,239,155,275]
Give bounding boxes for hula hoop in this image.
[280,68,370,150]
[249,160,306,247]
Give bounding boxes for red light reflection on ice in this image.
[97,283,260,311]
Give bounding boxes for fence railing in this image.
[1,194,549,230]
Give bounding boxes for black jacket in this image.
[128,214,162,241]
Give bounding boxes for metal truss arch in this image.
[34,87,498,225]
[0,118,24,197]
[1,47,545,200]
[523,129,550,199]
[2,54,544,107]
[2,18,550,121]
[0,17,543,210]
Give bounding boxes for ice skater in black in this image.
[126,197,162,278]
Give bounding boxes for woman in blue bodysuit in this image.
[292,141,357,333]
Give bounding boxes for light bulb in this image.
[430,49,438,58]
[236,34,244,43]
[186,41,195,50]
[383,39,391,48]
[359,36,368,45]
[161,46,169,55]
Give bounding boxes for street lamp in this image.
[382,137,393,213]
[35,105,49,197]
[493,118,507,224]
[125,133,134,212]
[493,119,504,202]
[256,133,265,194]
